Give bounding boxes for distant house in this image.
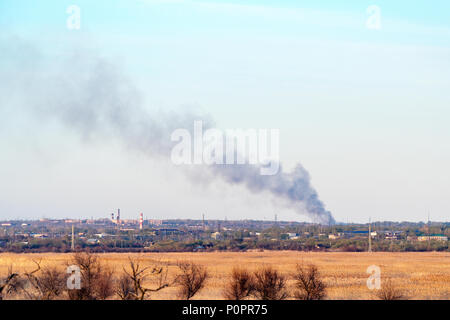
[287,233,298,239]
[86,238,99,244]
[211,232,222,240]
[418,235,448,242]
[31,233,48,238]
[95,233,110,238]
[384,231,403,240]
[328,234,339,240]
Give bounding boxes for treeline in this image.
[1,237,448,253]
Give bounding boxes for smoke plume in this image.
[0,39,334,224]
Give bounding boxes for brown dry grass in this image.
[1,251,449,300]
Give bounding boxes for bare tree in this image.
[374,278,406,300]
[117,257,172,300]
[252,266,288,300]
[176,261,208,300]
[223,267,254,300]
[293,264,326,300]
[0,267,22,300]
[67,251,114,300]
[22,260,66,300]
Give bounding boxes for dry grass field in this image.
[1,251,449,300]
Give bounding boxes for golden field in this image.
[1,251,449,300]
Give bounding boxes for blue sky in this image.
[0,1,449,222]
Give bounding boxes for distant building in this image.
[31,233,48,238]
[149,219,163,226]
[328,234,339,240]
[211,232,222,240]
[384,231,403,240]
[418,235,448,242]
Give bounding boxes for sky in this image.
[0,0,449,223]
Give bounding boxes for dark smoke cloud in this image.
[213,164,334,224]
[1,38,334,224]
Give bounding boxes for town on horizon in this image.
[1,212,448,253]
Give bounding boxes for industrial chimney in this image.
[139,212,143,230]
[117,209,120,225]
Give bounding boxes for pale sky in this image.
[0,0,449,222]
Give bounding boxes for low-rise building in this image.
[211,232,222,240]
[87,238,99,244]
[31,233,48,238]
[417,235,448,242]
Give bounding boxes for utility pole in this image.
[427,213,431,250]
[368,217,372,253]
[71,224,75,251]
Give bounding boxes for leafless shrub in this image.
[115,274,135,300]
[95,268,115,300]
[223,267,254,300]
[67,251,114,300]
[0,267,22,300]
[374,278,406,300]
[293,264,327,300]
[119,257,172,300]
[252,266,288,300]
[22,260,66,300]
[176,261,208,300]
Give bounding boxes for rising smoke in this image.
[0,39,334,224]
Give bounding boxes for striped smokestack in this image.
[139,212,143,230]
